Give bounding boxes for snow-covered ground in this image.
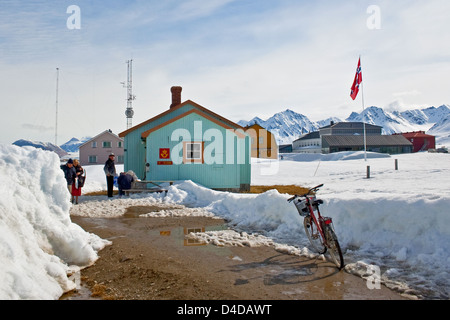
[252,152,450,299]
[1,143,449,299]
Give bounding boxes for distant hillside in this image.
[60,137,91,153]
[428,114,450,145]
[13,139,68,157]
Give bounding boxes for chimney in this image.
[170,86,182,109]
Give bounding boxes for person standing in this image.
[61,159,76,202]
[104,153,116,198]
[71,159,84,204]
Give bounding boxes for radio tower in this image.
[124,59,136,129]
[55,67,59,145]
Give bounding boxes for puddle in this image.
[123,205,181,218]
[68,207,233,299]
[121,205,228,248]
[154,222,229,247]
[60,284,99,300]
[59,268,100,300]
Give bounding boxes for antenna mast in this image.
[124,60,135,129]
[55,67,59,145]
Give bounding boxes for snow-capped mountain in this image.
[239,105,450,145]
[346,106,420,135]
[13,139,68,157]
[428,113,450,145]
[60,137,91,153]
[238,109,320,145]
[346,105,450,139]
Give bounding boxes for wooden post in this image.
[366,166,370,179]
[395,159,398,170]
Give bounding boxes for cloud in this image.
[170,0,237,21]
[22,123,54,132]
[393,90,422,98]
[1,0,450,144]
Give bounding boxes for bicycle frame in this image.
[304,195,329,247]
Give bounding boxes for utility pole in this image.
[124,60,136,129]
[55,67,59,145]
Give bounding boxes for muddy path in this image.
[65,205,407,301]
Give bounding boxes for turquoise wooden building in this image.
[119,87,251,192]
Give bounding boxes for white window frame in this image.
[183,142,204,163]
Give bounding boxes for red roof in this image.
[396,131,435,138]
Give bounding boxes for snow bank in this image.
[165,180,303,240]
[0,145,110,300]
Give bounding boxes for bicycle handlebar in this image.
[287,184,324,202]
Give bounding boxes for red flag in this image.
[350,58,362,100]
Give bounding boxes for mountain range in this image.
[12,105,450,156]
[238,105,450,146]
[12,139,69,158]
[12,136,91,157]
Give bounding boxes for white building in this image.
[292,131,321,154]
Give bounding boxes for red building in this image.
[394,131,436,153]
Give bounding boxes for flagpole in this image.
[360,55,367,162]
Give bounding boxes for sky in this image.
[1,0,450,145]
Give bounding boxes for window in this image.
[118,141,123,148]
[102,141,112,148]
[183,142,204,163]
[91,141,97,148]
[88,155,97,163]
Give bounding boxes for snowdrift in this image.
[0,145,110,299]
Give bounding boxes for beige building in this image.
[244,123,278,159]
[78,130,124,166]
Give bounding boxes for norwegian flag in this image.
[350,58,362,100]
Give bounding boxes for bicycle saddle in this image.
[313,199,323,206]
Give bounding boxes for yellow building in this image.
[244,123,278,159]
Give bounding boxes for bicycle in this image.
[287,184,344,269]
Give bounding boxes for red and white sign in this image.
[159,148,170,159]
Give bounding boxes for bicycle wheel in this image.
[303,216,327,254]
[324,225,344,269]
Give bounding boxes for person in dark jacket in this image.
[118,171,134,196]
[104,153,116,198]
[61,159,76,202]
